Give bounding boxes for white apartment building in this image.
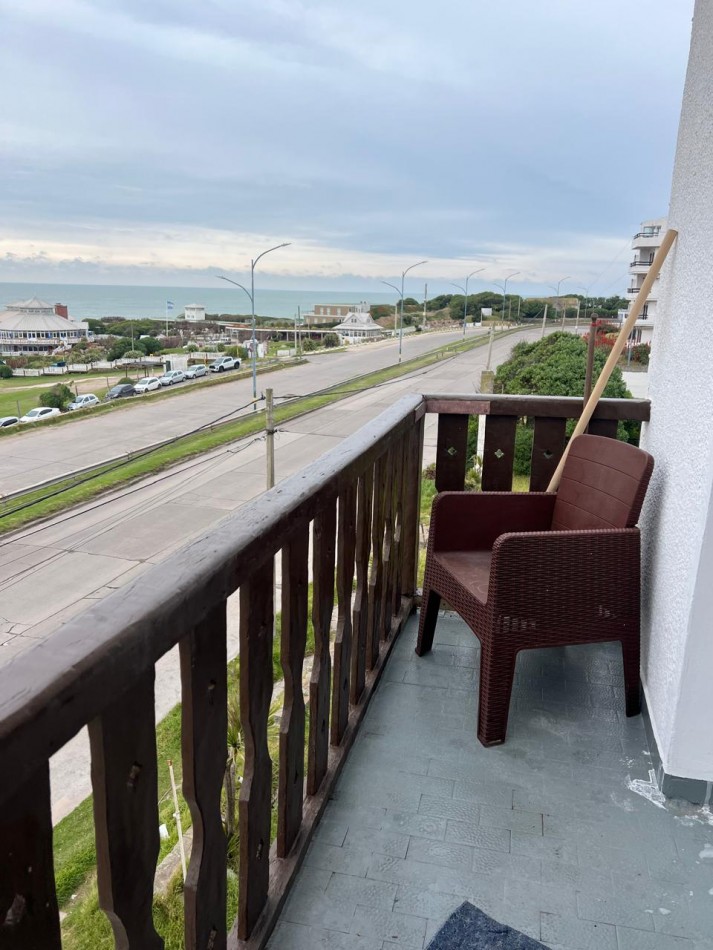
[625,217,667,345]
[183,304,206,322]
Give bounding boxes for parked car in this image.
[19,407,62,423]
[0,415,19,428]
[208,356,241,372]
[134,376,161,394]
[104,383,135,400]
[67,393,100,411]
[184,364,207,379]
[158,370,186,386]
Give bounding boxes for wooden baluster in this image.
[481,415,518,491]
[389,436,406,628]
[366,454,387,670]
[529,417,567,491]
[0,764,61,949]
[332,483,357,746]
[180,603,228,950]
[380,446,396,643]
[307,501,336,796]
[277,525,309,858]
[350,466,373,704]
[238,559,274,941]
[89,672,164,949]
[587,417,619,439]
[435,414,469,491]
[401,415,425,601]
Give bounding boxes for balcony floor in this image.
[268,612,713,950]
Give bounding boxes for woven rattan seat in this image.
[416,434,654,746]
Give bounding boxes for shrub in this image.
[0,364,12,378]
[117,377,135,385]
[632,342,650,366]
[40,383,74,410]
[323,333,340,348]
[302,339,318,352]
[186,343,198,353]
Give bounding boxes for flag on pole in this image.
[166,300,174,310]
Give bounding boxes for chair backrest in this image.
[551,434,654,531]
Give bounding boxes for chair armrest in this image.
[430,492,556,552]
[488,527,641,614]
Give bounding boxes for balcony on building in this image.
[1,382,712,950]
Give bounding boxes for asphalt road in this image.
[0,325,546,820]
[0,328,473,496]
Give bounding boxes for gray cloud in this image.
[0,0,693,294]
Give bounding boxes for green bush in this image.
[323,333,340,348]
[117,377,135,385]
[302,339,318,352]
[40,383,74,410]
[0,364,12,379]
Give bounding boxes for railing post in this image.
[435,414,469,491]
[180,603,228,950]
[351,466,374,704]
[277,525,309,859]
[0,764,61,949]
[401,414,425,601]
[89,672,164,949]
[308,501,337,795]
[238,559,274,941]
[332,483,357,746]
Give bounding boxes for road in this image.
[0,328,473,496]
[0,325,544,820]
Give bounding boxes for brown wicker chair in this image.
[416,434,654,746]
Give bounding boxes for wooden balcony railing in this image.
[0,393,650,949]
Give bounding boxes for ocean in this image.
[0,282,395,322]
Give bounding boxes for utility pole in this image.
[297,305,302,356]
[486,326,495,370]
[423,283,428,329]
[583,316,598,403]
[265,387,275,489]
[541,303,548,338]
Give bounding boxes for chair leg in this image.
[477,645,517,747]
[416,586,441,656]
[620,637,641,717]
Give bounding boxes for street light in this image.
[218,241,291,407]
[382,260,428,363]
[576,284,591,330]
[451,267,486,337]
[548,275,571,328]
[493,271,520,327]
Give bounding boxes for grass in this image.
[0,331,505,534]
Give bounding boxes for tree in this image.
[139,336,163,355]
[494,333,635,474]
[122,350,145,360]
[40,384,74,410]
[323,332,340,348]
[107,337,136,361]
[82,347,106,365]
[403,297,419,308]
[0,364,12,379]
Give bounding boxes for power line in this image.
[0,437,265,552]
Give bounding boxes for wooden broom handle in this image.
[546,228,678,492]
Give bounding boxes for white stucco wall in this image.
[639,0,713,781]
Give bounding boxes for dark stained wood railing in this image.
[0,392,649,949]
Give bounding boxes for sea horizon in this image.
[0,281,397,321]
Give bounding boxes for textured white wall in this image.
[640,0,713,780]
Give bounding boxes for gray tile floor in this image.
[268,612,713,949]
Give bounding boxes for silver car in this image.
[184,364,208,379]
[158,370,186,386]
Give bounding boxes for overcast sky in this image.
[0,0,694,296]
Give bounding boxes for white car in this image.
[0,415,19,428]
[67,393,100,411]
[209,356,240,372]
[134,376,161,394]
[184,364,207,379]
[158,370,186,386]
[20,407,62,423]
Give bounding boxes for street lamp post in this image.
[549,276,571,328]
[218,241,291,407]
[493,271,521,327]
[382,259,428,362]
[451,267,486,337]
